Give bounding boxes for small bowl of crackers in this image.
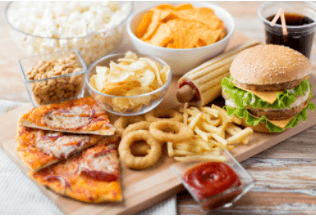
[127,2,235,75]
[86,51,172,116]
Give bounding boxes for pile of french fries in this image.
[167,104,254,162]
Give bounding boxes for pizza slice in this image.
[19,97,115,135]
[29,136,122,203]
[16,124,103,171]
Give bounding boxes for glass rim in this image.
[85,53,172,99]
[258,1,316,29]
[19,49,88,83]
[5,1,133,40]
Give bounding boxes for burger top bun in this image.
[230,45,311,85]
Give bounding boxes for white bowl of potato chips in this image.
[86,51,171,116]
[127,2,235,75]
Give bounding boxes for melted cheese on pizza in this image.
[36,132,90,158]
[80,144,118,173]
[42,111,92,130]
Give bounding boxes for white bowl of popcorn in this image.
[5,1,133,66]
[86,52,172,116]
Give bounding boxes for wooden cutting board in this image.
[1,32,316,215]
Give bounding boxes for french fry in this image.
[194,126,210,141]
[174,149,196,156]
[167,141,174,157]
[188,112,203,129]
[232,115,242,125]
[188,106,201,113]
[186,109,200,117]
[208,139,226,148]
[183,102,189,125]
[193,139,212,151]
[200,107,219,118]
[190,145,203,153]
[174,153,227,162]
[227,127,254,145]
[204,114,221,126]
[200,122,221,134]
[174,142,191,151]
[212,133,228,146]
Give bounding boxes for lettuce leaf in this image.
[221,77,310,110]
[226,100,315,132]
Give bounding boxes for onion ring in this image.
[149,120,194,142]
[122,121,152,138]
[130,141,151,156]
[145,109,183,122]
[119,131,162,170]
[114,116,145,136]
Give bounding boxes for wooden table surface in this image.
[1,1,316,215]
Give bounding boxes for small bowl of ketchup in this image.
[171,149,255,212]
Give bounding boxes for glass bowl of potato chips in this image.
[127,2,235,75]
[86,51,172,116]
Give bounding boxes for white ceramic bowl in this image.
[127,2,235,75]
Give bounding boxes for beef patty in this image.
[234,78,303,91]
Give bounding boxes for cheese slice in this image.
[268,117,295,128]
[232,76,310,104]
[247,101,308,129]
[232,81,282,104]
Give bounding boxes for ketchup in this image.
[179,80,201,100]
[183,162,240,200]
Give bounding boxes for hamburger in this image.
[221,45,315,133]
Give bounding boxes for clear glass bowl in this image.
[19,49,87,107]
[170,149,255,212]
[5,2,133,66]
[85,53,172,116]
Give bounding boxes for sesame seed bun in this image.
[230,45,311,85]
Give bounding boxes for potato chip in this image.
[102,81,140,96]
[200,29,222,45]
[139,58,163,85]
[135,69,155,87]
[176,8,220,30]
[117,58,136,64]
[166,19,207,49]
[141,9,161,40]
[136,11,153,38]
[154,4,175,10]
[108,62,135,83]
[113,97,131,112]
[124,51,139,60]
[113,61,147,72]
[160,65,170,84]
[148,23,173,47]
[174,3,194,10]
[126,87,152,107]
[95,66,109,91]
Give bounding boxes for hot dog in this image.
[177,39,262,107]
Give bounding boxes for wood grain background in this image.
[1,1,316,214]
